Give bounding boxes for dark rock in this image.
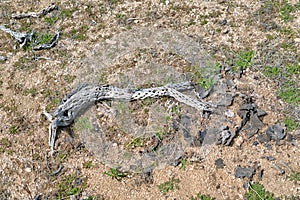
[217,129,231,145]
[245,126,259,138]
[286,134,293,142]
[262,156,275,161]
[217,94,233,106]
[197,130,207,144]
[257,109,267,117]
[239,103,256,111]
[253,141,259,146]
[264,143,272,150]
[258,169,264,181]
[195,85,212,99]
[215,158,225,169]
[220,19,227,25]
[250,114,265,128]
[257,133,271,143]
[234,166,255,178]
[266,124,285,141]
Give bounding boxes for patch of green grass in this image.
[0,138,11,148]
[126,137,144,149]
[233,50,254,72]
[279,27,294,36]
[158,177,180,195]
[263,66,281,77]
[45,98,60,112]
[74,117,92,132]
[245,183,275,200]
[44,16,59,25]
[103,168,128,181]
[279,1,295,22]
[288,172,300,183]
[185,63,220,90]
[280,42,296,51]
[70,25,88,41]
[200,19,208,25]
[36,33,53,44]
[285,63,300,75]
[13,56,34,69]
[154,129,168,141]
[190,193,213,200]
[64,75,76,83]
[60,9,72,18]
[8,125,18,134]
[278,81,300,104]
[55,174,80,199]
[115,13,124,19]
[23,87,37,97]
[284,118,298,131]
[179,158,188,170]
[97,72,108,83]
[188,20,196,26]
[83,161,92,169]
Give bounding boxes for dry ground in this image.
[0,0,299,199]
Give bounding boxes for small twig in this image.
[48,164,63,176]
[12,4,58,19]
[271,163,285,175]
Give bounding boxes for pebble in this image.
[24,167,31,173]
[266,124,285,141]
[215,158,225,169]
[224,110,234,118]
[219,19,227,26]
[234,166,255,178]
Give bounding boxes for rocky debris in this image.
[266,124,285,141]
[197,126,233,146]
[257,169,264,181]
[215,158,225,169]
[195,85,212,99]
[216,126,232,145]
[234,166,255,179]
[257,133,271,143]
[237,100,266,138]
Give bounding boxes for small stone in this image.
[225,110,234,118]
[219,19,227,25]
[266,124,285,141]
[286,134,293,142]
[264,143,272,150]
[257,109,267,117]
[234,166,255,178]
[253,141,259,146]
[257,133,271,143]
[105,39,117,45]
[24,167,31,173]
[215,158,225,169]
[258,169,264,181]
[262,156,275,161]
[0,55,7,61]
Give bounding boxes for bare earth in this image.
[0,0,299,199]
